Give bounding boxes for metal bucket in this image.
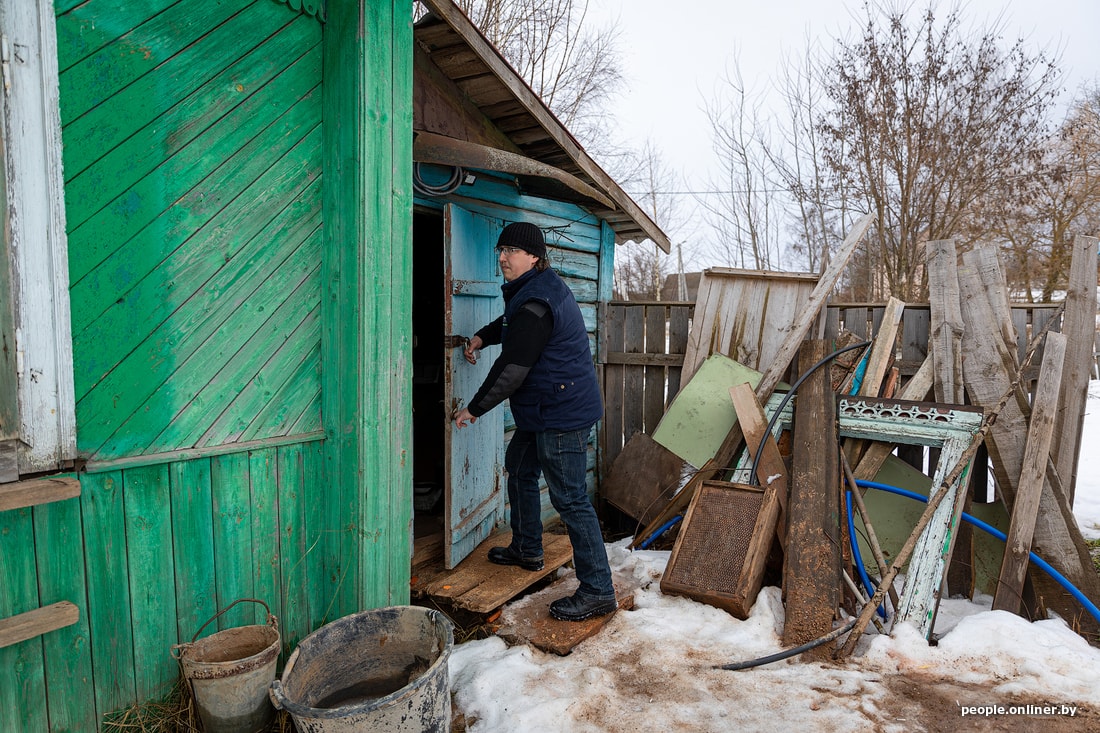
[172,598,281,733]
[269,606,454,733]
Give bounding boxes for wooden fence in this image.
[598,300,1068,474]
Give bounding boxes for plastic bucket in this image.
[269,606,454,733]
[172,598,280,733]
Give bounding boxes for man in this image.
[453,221,617,622]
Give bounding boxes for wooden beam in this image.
[0,476,81,512]
[959,246,1100,635]
[1051,235,1098,505]
[993,331,1066,613]
[0,602,79,648]
[926,240,965,404]
[782,340,840,655]
[727,383,788,617]
[852,354,934,481]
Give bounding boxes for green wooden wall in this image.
[0,1,414,729]
[61,0,324,463]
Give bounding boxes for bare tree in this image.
[990,85,1100,300]
[701,63,784,270]
[452,0,624,154]
[613,141,679,299]
[810,2,1062,300]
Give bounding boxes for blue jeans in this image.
[505,426,615,600]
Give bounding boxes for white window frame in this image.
[1,0,75,480]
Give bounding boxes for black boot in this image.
[487,545,544,571]
[549,591,617,621]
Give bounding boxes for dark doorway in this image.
[412,209,445,538]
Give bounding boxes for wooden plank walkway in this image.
[411,532,573,614]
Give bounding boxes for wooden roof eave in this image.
[416,0,671,253]
[413,131,616,210]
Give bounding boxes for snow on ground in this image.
[449,379,1100,731]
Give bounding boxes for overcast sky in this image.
[586,0,1100,260]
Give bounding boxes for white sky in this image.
[448,380,1100,732]
[585,0,1100,264]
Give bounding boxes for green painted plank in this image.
[0,506,47,732]
[66,42,321,285]
[74,193,319,457]
[58,0,248,122]
[69,90,322,336]
[79,471,136,720]
[63,9,318,224]
[250,448,282,628]
[169,459,217,643]
[210,453,255,630]
[56,0,188,73]
[138,268,321,456]
[321,0,366,621]
[300,441,327,630]
[75,190,322,455]
[276,443,307,652]
[33,498,97,732]
[216,335,322,446]
[287,388,322,437]
[123,464,177,701]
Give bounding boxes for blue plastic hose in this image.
[846,490,886,618]
[854,478,1100,626]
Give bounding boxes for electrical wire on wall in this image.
[413,163,466,197]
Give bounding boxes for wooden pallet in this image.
[411,531,573,614]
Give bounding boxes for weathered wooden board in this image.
[602,432,684,526]
[993,331,1066,613]
[0,602,79,649]
[958,246,1100,634]
[682,268,819,382]
[1051,235,1098,505]
[415,533,573,614]
[496,571,639,656]
[782,340,840,654]
[0,476,81,512]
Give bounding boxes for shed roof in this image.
[414,1,671,252]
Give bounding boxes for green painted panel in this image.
[122,464,177,701]
[58,0,248,122]
[288,387,322,436]
[249,449,282,627]
[651,354,766,469]
[210,453,255,630]
[55,0,180,71]
[139,270,321,456]
[76,190,322,456]
[34,498,97,732]
[276,443,308,653]
[67,39,321,281]
[79,471,136,719]
[70,97,322,339]
[169,459,217,642]
[234,341,322,444]
[0,506,46,732]
[299,441,327,632]
[62,2,307,183]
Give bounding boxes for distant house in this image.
[661,272,705,302]
[0,0,668,725]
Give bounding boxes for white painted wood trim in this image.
[1,0,76,473]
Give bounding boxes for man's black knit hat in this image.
[497,222,546,259]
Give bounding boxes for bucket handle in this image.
[169,598,278,659]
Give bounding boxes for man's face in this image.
[497,246,539,281]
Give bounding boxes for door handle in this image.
[446,335,470,349]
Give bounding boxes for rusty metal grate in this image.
[660,481,764,614]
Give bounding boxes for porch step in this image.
[411,531,572,614]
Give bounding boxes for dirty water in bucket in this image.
[270,606,454,733]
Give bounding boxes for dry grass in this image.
[101,677,295,732]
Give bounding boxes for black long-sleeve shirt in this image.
[467,300,553,417]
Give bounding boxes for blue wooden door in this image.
[443,204,505,568]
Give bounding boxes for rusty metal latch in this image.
[446,335,470,349]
